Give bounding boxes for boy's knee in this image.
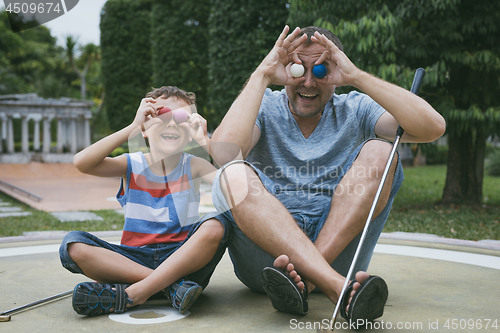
[67,242,89,262]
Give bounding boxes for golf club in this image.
[320,68,426,332]
[0,290,72,322]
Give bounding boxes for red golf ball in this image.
[158,107,171,115]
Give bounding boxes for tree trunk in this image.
[442,129,486,205]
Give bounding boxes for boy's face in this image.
[146,97,194,155]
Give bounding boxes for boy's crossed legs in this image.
[60,216,229,315]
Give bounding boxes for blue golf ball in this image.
[313,64,327,79]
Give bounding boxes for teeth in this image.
[299,93,317,98]
[161,134,179,139]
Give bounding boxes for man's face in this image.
[285,43,336,118]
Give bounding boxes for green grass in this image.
[0,193,124,237]
[384,165,500,241]
[1,165,499,241]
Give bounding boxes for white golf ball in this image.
[290,63,305,77]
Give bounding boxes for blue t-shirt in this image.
[246,88,385,218]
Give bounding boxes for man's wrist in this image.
[251,68,272,88]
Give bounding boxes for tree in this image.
[208,0,289,125]
[100,0,153,132]
[65,36,99,100]
[151,0,211,125]
[288,0,500,205]
[0,10,59,94]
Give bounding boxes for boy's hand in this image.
[132,98,162,131]
[180,113,209,146]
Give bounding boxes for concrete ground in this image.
[1,163,500,332]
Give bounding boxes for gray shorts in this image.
[210,139,404,292]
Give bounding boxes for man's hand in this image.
[311,31,361,88]
[256,25,308,86]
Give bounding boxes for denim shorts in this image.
[210,139,404,292]
[59,212,230,289]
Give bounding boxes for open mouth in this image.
[161,133,180,141]
[298,92,318,100]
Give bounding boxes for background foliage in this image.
[100,0,153,132]
[151,0,210,120]
[207,0,289,126]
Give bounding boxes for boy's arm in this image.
[191,157,217,186]
[74,97,162,178]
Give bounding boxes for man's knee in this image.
[197,219,224,244]
[356,140,398,178]
[220,163,263,208]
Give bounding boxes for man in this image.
[209,26,445,323]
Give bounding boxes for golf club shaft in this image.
[327,68,425,331]
[0,290,72,317]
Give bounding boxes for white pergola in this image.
[0,94,93,163]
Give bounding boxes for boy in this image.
[59,86,229,316]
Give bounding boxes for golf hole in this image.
[109,306,189,325]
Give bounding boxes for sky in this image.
[43,0,108,46]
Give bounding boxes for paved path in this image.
[0,235,499,332]
[0,163,214,213]
[1,163,499,332]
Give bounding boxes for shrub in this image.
[486,148,500,177]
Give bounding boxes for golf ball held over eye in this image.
[313,64,327,79]
[290,63,305,77]
[173,110,189,123]
[158,107,171,115]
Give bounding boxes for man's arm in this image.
[312,32,446,143]
[356,72,446,143]
[211,26,308,164]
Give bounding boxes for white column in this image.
[33,119,40,151]
[70,118,77,153]
[0,117,3,153]
[84,117,91,148]
[42,117,51,153]
[21,116,29,153]
[57,118,64,153]
[7,116,14,153]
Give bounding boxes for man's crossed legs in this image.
[211,139,404,321]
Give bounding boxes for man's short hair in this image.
[146,86,196,107]
[298,26,343,52]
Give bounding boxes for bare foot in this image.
[345,270,370,312]
[273,254,305,293]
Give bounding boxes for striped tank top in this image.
[117,152,200,247]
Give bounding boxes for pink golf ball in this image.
[173,110,188,123]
